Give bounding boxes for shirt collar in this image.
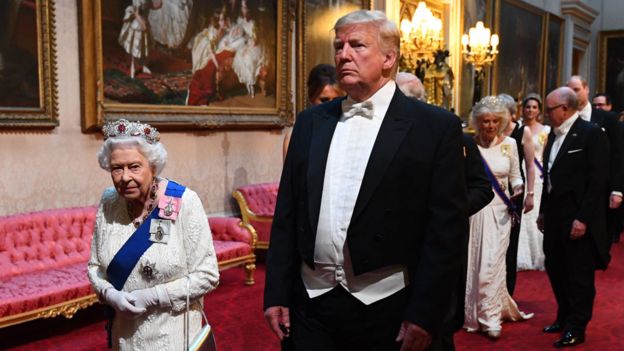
[344,81,396,121]
[579,103,592,121]
[554,113,579,137]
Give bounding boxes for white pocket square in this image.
[568,149,583,154]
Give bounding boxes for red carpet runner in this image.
[3,243,624,350]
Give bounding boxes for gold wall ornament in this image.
[461,21,499,73]
[400,1,444,72]
[423,50,454,109]
[461,21,499,104]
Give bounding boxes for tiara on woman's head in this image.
[102,119,160,144]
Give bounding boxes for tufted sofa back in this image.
[208,217,253,246]
[236,182,279,217]
[0,206,97,280]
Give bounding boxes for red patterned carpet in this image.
[3,243,624,350]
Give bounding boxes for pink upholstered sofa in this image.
[232,182,279,249]
[0,207,99,328]
[208,216,257,285]
[0,208,256,328]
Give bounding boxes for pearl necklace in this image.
[127,179,159,228]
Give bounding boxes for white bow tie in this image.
[342,100,374,119]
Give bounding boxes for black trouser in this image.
[287,283,407,351]
[505,195,523,295]
[543,226,597,335]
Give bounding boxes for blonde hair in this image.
[334,10,400,76]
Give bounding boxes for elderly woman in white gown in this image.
[464,96,533,339]
[87,119,219,350]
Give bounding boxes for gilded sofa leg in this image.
[244,259,256,285]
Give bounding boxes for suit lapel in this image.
[351,91,413,223]
[552,118,582,168]
[543,130,555,174]
[307,102,341,232]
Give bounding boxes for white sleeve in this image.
[87,190,116,300]
[509,140,524,188]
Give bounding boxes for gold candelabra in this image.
[461,21,499,72]
[400,1,444,70]
[461,21,499,104]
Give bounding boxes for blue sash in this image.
[481,157,521,225]
[106,181,186,290]
[104,181,186,347]
[534,158,544,179]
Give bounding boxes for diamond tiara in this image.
[102,119,160,144]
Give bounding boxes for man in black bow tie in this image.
[538,87,610,348]
[264,10,467,351]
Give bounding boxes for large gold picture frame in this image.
[598,30,624,112]
[0,0,58,128]
[79,0,293,132]
[492,0,545,101]
[295,0,370,112]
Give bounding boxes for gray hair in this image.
[334,10,400,75]
[497,93,517,116]
[470,95,510,135]
[396,72,426,101]
[97,137,168,175]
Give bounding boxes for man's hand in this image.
[570,219,586,240]
[610,194,622,209]
[264,306,290,340]
[537,214,544,233]
[395,321,432,351]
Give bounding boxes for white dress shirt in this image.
[578,102,592,122]
[301,81,408,305]
[547,113,579,193]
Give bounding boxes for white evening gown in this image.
[88,184,219,351]
[231,17,266,88]
[464,137,533,333]
[517,125,551,271]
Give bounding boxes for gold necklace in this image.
[127,178,159,228]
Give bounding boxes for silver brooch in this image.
[140,260,158,280]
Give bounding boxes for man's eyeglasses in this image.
[545,104,565,114]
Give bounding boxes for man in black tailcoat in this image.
[263,10,467,351]
[539,87,610,348]
[568,76,623,244]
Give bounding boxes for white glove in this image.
[103,288,146,318]
[129,286,171,311]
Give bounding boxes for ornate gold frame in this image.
[597,30,624,94]
[543,13,564,94]
[78,0,293,132]
[295,0,371,112]
[232,189,272,250]
[0,0,58,128]
[0,294,98,329]
[492,0,546,98]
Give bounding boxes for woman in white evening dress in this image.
[88,119,220,350]
[464,96,534,339]
[517,93,550,271]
